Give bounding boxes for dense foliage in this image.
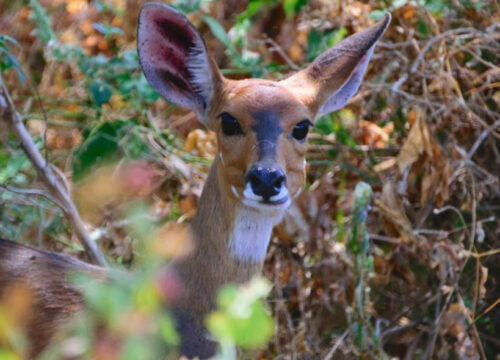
[0,0,499,358]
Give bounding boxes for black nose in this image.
[246,167,286,200]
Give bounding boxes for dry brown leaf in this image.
[430,242,463,284]
[377,182,415,242]
[92,330,121,360]
[75,162,160,224]
[373,157,397,172]
[0,282,33,332]
[184,129,217,158]
[402,3,416,19]
[397,110,433,172]
[151,223,193,259]
[275,201,310,243]
[441,303,480,360]
[356,120,393,148]
[395,109,452,206]
[442,303,469,338]
[492,91,500,106]
[372,254,391,286]
[178,194,198,219]
[66,0,88,14]
[420,144,452,207]
[479,264,488,300]
[46,127,83,150]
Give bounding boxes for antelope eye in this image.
[220,112,243,136]
[291,120,312,141]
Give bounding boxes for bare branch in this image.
[0,72,107,267]
[0,184,66,209]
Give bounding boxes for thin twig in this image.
[467,129,490,160]
[263,36,300,71]
[381,321,420,342]
[0,72,107,266]
[0,184,67,210]
[410,27,478,74]
[324,329,350,360]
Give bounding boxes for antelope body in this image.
[0,4,390,359]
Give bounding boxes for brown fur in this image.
[205,79,311,203]
[0,239,105,357]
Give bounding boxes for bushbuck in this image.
[0,3,390,359]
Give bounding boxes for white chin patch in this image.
[229,184,293,262]
[229,209,275,262]
[242,198,290,218]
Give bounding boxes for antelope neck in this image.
[173,161,281,316]
[166,160,271,358]
[190,160,280,265]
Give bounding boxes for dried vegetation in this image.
[0,0,499,359]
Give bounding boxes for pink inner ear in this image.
[138,3,216,117]
[153,16,195,52]
[139,6,201,98]
[153,15,196,92]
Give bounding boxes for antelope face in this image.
[138,2,390,216]
[213,79,311,213]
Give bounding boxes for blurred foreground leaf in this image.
[0,35,24,83]
[207,277,274,353]
[29,0,56,45]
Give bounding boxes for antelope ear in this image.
[281,14,391,117]
[138,3,222,122]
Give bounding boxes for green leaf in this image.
[283,0,306,18]
[160,315,180,346]
[0,48,25,84]
[423,0,450,15]
[0,35,20,48]
[29,0,57,45]
[89,81,112,107]
[93,23,124,37]
[236,0,279,24]
[171,0,203,14]
[202,16,237,55]
[308,27,347,62]
[393,0,409,8]
[0,150,29,183]
[353,182,372,215]
[462,0,485,9]
[72,121,125,180]
[328,27,347,47]
[206,277,274,349]
[369,10,387,21]
[0,349,21,360]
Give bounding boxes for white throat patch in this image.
[229,207,284,262]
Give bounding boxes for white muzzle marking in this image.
[229,184,291,262]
